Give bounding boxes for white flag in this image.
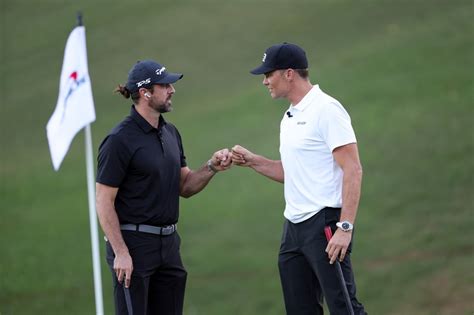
[46,26,96,171]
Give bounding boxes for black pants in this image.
[278,208,367,315]
[106,231,187,315]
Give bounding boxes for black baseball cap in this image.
[126,60,183,93]
[250,42,308,75]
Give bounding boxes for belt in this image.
[120,224,177,236]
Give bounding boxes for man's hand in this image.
[114,251,133,288]
[209,148,232,172]
[325,229,352,264]
[231,145,255,167]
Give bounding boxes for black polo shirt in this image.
[96,105,187,226]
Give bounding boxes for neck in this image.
[288,80,313,106]
[135,102,160,128]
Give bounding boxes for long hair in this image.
[114,85,140,103]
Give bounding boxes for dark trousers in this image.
[106,231,187,315]
[278,208,367,315]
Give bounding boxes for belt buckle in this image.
[164,224,174,235]
[163,225,171,235]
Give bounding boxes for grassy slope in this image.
[1,0,473,314]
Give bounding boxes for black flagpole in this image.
[77,12,83,26]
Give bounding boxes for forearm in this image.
[95,183,133,286]
[96,201,129,255]
[340,167,363,224]
[327,170,362,264]
[250,155,284,183]
[180,163,215,198]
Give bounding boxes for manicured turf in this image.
[1,1,473,314]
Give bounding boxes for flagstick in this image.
[85,123,104,315]
[77,11,103,314]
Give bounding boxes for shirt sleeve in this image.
[175,128,187,167]
[319,101,357,152]
[96,134,132,187]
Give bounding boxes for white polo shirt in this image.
[279,85,356,223]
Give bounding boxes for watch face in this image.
[342,222,350,230]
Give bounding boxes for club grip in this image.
[324,226,333,242]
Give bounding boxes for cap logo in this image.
[136,78,151,87]
[156,67,166,76]
[262,53,267,62]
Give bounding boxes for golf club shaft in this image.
[123,285,133,315]
[324,226,355,315]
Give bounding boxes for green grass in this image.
[1,0,473,314]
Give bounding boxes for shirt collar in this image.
[290,85,320,112]
[130,105,167,133]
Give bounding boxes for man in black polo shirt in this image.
[96,60,232,315]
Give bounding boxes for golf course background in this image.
[1,0,473,314]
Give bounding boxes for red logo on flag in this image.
[61,71,86,122]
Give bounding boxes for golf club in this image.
[324,226,355,315]
[123,284,133,315]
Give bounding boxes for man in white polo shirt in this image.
[232,43,367,314]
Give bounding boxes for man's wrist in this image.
[336,220,354,232]
[207,159,218,174]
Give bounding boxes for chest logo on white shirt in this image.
[297,121,307,125]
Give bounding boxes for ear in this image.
[285,69,295,81]
[138,88,148,98]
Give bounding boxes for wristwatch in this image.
[336,221,354,232]
[207,159,218,174]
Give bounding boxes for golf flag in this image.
[46,25,96,170]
